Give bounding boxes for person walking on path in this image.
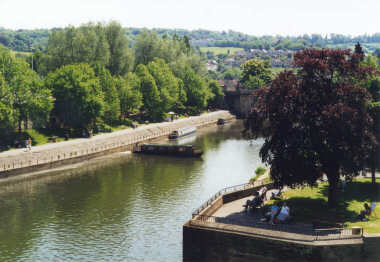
[24,139,28,152]
[27,137,32,152]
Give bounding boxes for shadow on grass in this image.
[264,196,357,224]
[272,180,380,224]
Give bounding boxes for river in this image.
[0,121,264,262]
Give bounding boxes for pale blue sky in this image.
[0,0,379,36]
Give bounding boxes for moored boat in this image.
[217,117,235,125]
[168,126,196,139]
[133,144,203,157]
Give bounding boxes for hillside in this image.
[2,26,380,53]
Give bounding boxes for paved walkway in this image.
[0,111,234,173]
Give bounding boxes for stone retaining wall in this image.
[185,182,380,261]
[0,111,234,177]
[183,222,370,262]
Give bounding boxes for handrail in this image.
[192,214,363,241]
[192,183,262,217]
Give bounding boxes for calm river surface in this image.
[0,121,264,262]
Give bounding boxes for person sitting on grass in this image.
[275,202,290,224]
[357,203,371,221]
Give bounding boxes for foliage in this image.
[105,21,134,75]
[255,166,266,176]
[0,45,53,132]
[42,21,133,76]
[45,64,104,130]
[115,73,142,118]
[264,178,380,233]
[246,49,376,207]
[147,58,180,113]
[135,64,163,121]
[92,64,120,125]
[365,77,380,184]
[240,59,272,89]
[5,26,380,54]
[0,72,15,133]
[179,65,211,112]
[208,80,224,108]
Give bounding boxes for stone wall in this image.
[0,111,234,177]
[184,182,380,262]
[183,223,377,262]
[199,196,224,217]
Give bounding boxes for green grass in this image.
[25,129,67,145]
[200,47,243,56]
[264,178,380,233]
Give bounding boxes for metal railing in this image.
[314,227,363,240]
[192,183,254,217]
[191,214,363,242]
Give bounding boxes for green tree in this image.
[105,21,134,75]
[10,68,53,130]
[147,58,180,113]
[135,30,161,66]
[180,65,211,112]
[0,45,53,131]
[0,73,15,133]
[45,23,111,73]
[135,64,163,121]
[45,64,104,130]
[208,80,224,109]
[92,64,120,126]
[116,73,142,119]
[240,59,272,89]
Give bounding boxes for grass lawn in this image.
[264,178,380,233]
[200,47,243,55]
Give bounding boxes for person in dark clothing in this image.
[357,203,371,221]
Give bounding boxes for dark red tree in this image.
[246,49,377,207]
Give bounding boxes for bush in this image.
[255,166,266,176]
[249,166,267,184]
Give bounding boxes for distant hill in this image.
[1,26,380,53]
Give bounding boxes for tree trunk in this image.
[18,119,22,133]
[326,167,340,208]
[371,167,376,185]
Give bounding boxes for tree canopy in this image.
[246,49,376,206]
[239,59,272,89]
[45,64,104,130]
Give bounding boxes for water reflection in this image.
[0,121,264,261]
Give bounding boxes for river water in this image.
[0,121,264,262]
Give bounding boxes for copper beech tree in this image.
[246,49,377,207]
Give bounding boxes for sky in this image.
[0,0,379,36]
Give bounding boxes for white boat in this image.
[169,126,196,139]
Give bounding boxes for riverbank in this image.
[0,110,235,178]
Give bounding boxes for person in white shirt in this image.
[276,202,290,223]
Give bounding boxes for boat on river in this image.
[133,144,203,157]
[217,116,235,125]
[168,126,196,139]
